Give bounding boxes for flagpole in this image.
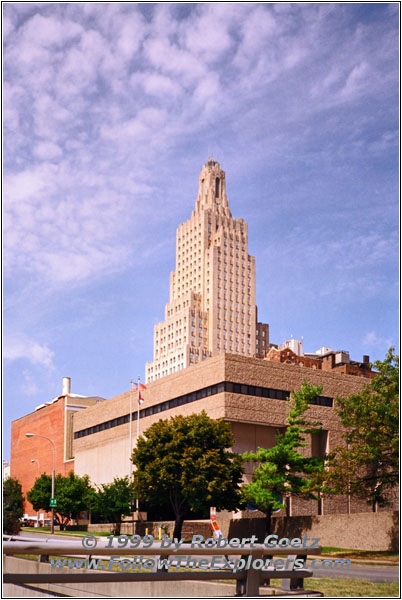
[136,375,141,513]
[129,379,133,479]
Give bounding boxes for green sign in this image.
[50,498,57,508]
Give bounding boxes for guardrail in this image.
[3,538,322,597]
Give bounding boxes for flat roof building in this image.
[10,377,105,521]
[73,353,388,516]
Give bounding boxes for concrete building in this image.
[10,378,105,522]
[72,352,390,516]
[3,460,10,481]
[146,158,269,383]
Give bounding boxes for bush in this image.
[3,477,24,535]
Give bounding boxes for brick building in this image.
[10,377,105,522]
[266,344,375,379]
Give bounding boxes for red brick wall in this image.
[10,398,74,518]
[331,363,375,379]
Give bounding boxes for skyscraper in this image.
[146,158,269,383]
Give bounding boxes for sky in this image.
[3,2,399,460]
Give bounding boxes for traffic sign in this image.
[50,498,57,508]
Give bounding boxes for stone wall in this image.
[87,512,399,551]
[224,511,399,551]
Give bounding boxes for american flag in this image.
[131,381,146,405]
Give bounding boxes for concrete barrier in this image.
[225,511,399,551]
[87,511,398,551]
[3,557,238,598]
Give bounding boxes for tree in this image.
[3,477,24,535]
[27,473,51,515]
[27,471,93,528]
[324,347,399,508]
[90,476,136,535]
[132,411,244,539]
[242,381,325,536]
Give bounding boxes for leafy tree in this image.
[90,476,135,535]
[242,381,325,536]
[324,348,399,508]
[27,473,51,514]
[132,411,244,539]
[3,477,24,535]
[27,471,93,528]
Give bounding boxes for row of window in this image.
[74,382,333,440]
[167,299,192,317]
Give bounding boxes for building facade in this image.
[73,353,392,516]
[10,378,105,522]
[146,158,269,383]
[266,342,375,379]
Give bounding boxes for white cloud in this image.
[4,163,133,285]
[22,370,39,396]
[133,72,182,99]
[34,141,63,160]
[4,335,54,368]
[363,331,393,351]
[3,3,398,296]
[20,14,82,47]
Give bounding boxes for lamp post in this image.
[31,459,40,527]
[25,434,56,534]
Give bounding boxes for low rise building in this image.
[10,377,105,523]
[73,353,389,517]
[266,340,375,379]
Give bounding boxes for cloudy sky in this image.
[4,3,399,458]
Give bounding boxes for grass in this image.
[320,547,398,563]
[270,577,399,597]
[21,527,112,537]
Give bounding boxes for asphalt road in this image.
[308,561,399,583]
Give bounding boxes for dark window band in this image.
[74,381,333,440]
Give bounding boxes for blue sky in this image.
[3,3,399,459]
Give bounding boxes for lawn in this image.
[303,577,398,597]
[320,546,398,563]
[21,527,112,537]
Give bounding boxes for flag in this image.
[131,382,146,405]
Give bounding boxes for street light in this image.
[25,433,56,534]
[31,459,40,527]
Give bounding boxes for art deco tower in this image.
[146,158,269,382]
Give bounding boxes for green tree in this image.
[27,473,51,514]
[242,381,325,536]
[132,411,244,539]
[324,347,399,508]
[27,471,93,528]
[3,477,24,535]
[90,476,135,535]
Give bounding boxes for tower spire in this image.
[196,158,230,216]
[145,159,269,383]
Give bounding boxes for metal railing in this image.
[3,537,322,597]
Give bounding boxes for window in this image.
[75,383,333,440]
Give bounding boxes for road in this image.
[309,561,399,583]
